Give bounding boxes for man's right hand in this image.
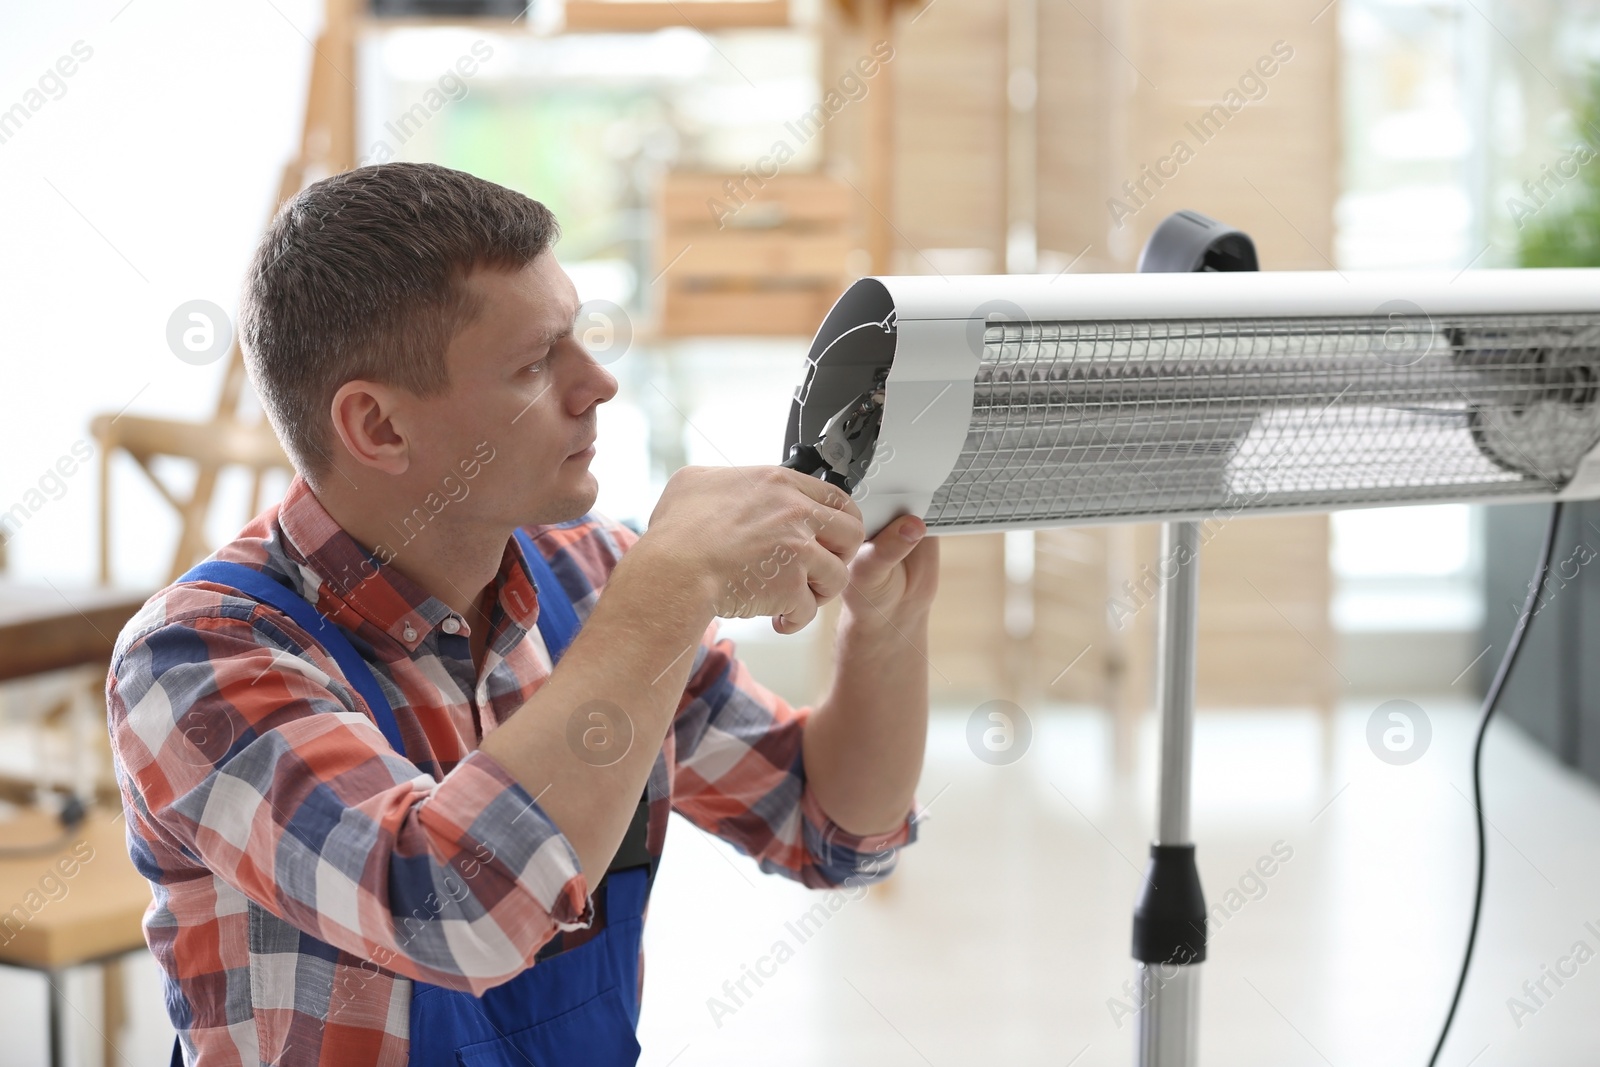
[640,465,866,634]
[482,465,862,879]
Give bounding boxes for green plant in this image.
[1518,71,1600,268]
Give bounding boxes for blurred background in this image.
[5,0,1600,1064]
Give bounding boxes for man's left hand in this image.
[840,515,939,625]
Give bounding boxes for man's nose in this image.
[571,354,618,413]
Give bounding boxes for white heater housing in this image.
[784,269,1600,536]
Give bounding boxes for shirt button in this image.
[442,617,462,635]
[402,623,417,642]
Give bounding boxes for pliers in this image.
[781,370,889,493]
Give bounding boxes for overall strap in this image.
[179,532,581,758]
[180,561,406,755]
[516,527,652,873]
[514,527,581,663]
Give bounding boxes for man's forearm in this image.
[802,607,930,837]
[479,539,715,880]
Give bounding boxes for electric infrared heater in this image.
[780,213,1600,1067]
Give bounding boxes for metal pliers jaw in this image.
[781,370,889,493]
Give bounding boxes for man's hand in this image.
[641,465,866,633]
[802,512,939,838]
[485,465,866,879]
[839,514,939,627]
[481,469,897,882]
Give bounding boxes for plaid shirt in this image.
[107,477,917,1066]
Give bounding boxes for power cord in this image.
[1428,500,1564,1066]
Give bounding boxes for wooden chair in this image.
[90,364,293,585]
[1032,517,1339,771]
[1033,525,1149,765]
[1194,513,1340,762]
[89,0,361,586]
[0,809,159,1067]
[651,0,920,333]
[564,1,788,30]
[657,172,858,337]
[90,0,853,586]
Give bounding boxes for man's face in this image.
[404,251,618,528]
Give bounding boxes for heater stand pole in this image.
[1133,520,1208,1067]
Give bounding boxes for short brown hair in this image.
[239,163,560,485]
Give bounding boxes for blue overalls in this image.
[174,529,649,1066]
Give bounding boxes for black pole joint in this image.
[1132,843,1207,965]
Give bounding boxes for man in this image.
[106,162,938,1066]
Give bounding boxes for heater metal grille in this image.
[924,313,1600,529]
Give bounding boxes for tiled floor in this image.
[5,699,1599,1066]
[637,700,1600,1067]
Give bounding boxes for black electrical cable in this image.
[1428,500,1564,1067]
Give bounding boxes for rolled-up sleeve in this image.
[109,608,591,995]
[557,511,921,886]
[668,621,920,888]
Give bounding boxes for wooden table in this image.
[0,583,149,683]
[0,808,152,1067]
[0,583,150,809]
[0,585,154,1065]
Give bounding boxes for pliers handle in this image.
[782,442,852,491]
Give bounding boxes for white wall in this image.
[1,1,317,588]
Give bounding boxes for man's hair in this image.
[239,163,560,485]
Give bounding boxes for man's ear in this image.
[330,380,410,476]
